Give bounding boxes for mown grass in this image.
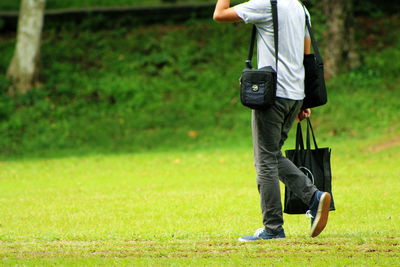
[0,10,399,266]
[0,130,399,265]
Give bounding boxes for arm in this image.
[213,0,243,22]
[297,37,312,121]
[304,36,311,54]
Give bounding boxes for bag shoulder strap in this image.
[271,0,278,71]
[246,0,278,71]
[246,26,257,69]
[302,6,323,65]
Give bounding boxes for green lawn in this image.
[0,5,399,266]
[0,129,399,265]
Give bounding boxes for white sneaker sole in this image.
[310,192,331,238]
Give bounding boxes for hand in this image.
[296,108,311,122]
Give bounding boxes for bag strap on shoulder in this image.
[246,0,278,71]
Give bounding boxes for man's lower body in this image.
[239,98,331,241]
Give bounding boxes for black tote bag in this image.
[284,118,335,214]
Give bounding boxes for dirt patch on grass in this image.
[366,136,400,152]
[1,238,399,259]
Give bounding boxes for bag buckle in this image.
[245,60,252,69]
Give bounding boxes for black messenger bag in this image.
[301,7,327,109]
[240,0,278,110]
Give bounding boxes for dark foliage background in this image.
[0,1,399,158]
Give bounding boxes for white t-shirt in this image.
[235,0,310,100]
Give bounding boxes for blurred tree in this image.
[321,0,359,78]
[7,0,46,95]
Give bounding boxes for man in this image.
[213,0,331,241]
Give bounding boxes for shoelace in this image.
[305,210,314,219]
[254,228,265,237]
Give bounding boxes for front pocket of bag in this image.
[244,82,266,105]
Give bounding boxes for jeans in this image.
[252,97,317,234]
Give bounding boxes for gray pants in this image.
[252,98,317,234]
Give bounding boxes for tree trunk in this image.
[322,0,359,78]
[7,0,46,95]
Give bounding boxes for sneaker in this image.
[307,191,331,238]
[238,228,285,242]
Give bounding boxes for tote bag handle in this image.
[295,122,304,153]
[306,118,319,150]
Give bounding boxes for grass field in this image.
[0,4,399,266]
[0,127,399,265]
